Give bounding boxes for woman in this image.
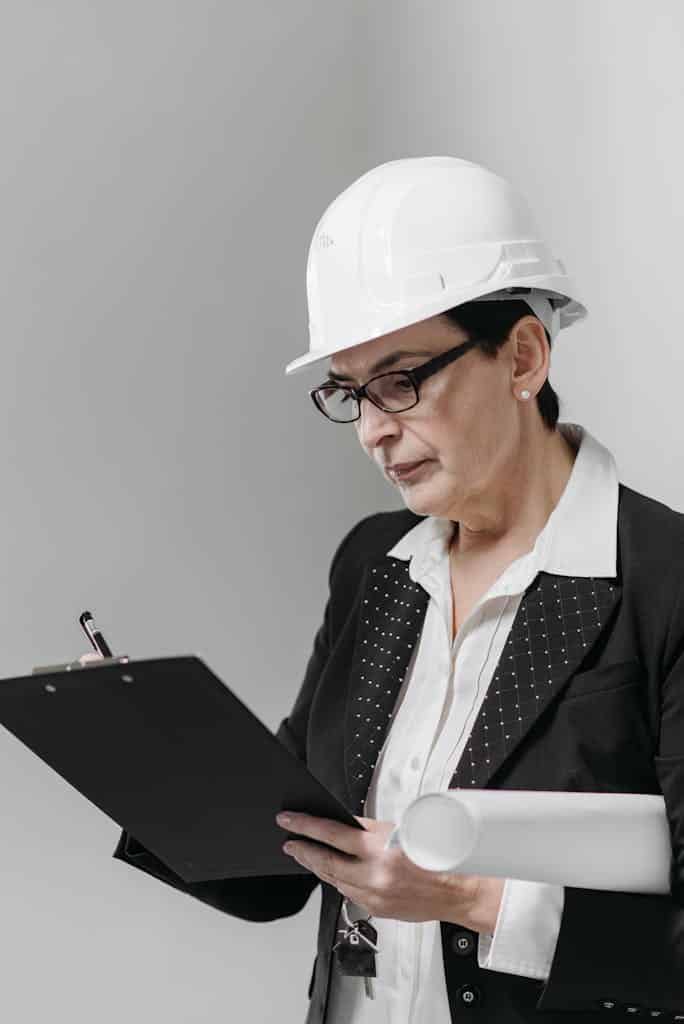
[112,157,684,1023]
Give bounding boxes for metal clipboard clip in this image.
[31,656,130,675]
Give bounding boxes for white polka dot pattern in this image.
[344,558,430,814]
[449,571,620,790]
[343,561,620,813]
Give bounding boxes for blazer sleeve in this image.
[536,580,684,1015]
[110,516,369,923]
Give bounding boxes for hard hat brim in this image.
[284,282,587,376]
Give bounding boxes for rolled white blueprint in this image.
[386,790,672,894]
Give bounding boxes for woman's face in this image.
[327,313,543,522]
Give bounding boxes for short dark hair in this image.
[437,299,560,431]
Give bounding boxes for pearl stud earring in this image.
[520,389,531,400]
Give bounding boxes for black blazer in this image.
[113,482,684,1023]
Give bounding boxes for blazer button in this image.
[455,983,482,1008]
[624,1007,642,1016]
[597,1000,621,1011]
[450,930,475,956]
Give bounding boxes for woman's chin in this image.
[400,490,441,516]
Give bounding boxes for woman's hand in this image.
[275,811,504,933]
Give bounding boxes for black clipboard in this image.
[0,655,363,883]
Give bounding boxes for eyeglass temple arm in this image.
[309,336,480,397]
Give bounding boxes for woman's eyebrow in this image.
[326,349,431,383]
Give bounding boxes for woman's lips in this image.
[388,460,433,481]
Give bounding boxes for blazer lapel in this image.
[449,570,621,789]
[345,557,621,812]
[344,556,430,814]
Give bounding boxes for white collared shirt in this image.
[326,422,619,1024]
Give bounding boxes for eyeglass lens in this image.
[317,372,417,421]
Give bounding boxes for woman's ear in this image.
[510,316,549,394]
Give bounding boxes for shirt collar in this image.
[386,422,618,587]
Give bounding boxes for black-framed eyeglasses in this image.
[309,338,481,423]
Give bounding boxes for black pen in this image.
[79,610,114,658]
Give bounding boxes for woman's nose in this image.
[356,398,401,448]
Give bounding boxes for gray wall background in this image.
[0,1,681,1021]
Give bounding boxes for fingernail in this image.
[276,813,292,826]
[283,843,294,854]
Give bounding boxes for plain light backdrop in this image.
[0,1,682,1021]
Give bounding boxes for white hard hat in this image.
[284,156,587,376]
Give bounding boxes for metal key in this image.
[333,899,378,999]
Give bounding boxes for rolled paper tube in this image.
[393,790,672,894]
